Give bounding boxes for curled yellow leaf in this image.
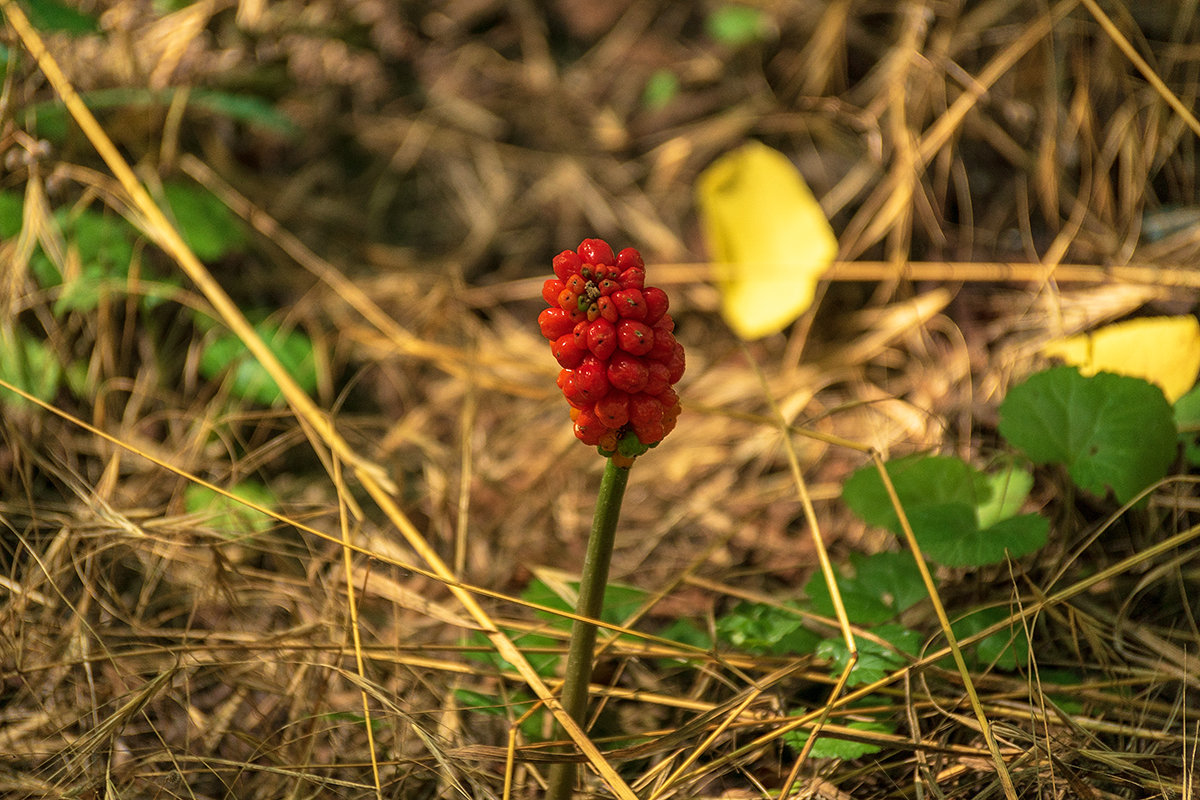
[695,141,837,340]
[1041,315,1200,402]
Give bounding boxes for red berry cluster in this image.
[538,239,684,461]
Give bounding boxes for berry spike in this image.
[540,239,684,461]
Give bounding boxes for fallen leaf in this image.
[695,141,837,340]
[1041,316,1200,402]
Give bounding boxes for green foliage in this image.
[998,366,1177,504]
[842,454,1048,566]
[948,606,1030,671]
[23,87,299,142]
[199,320,318,406]
[13,0,101,34]
[7,183,245,316]
[1173,382,1200,467]
[715,600,819,655]
[782,709,892,760]
[816,624,921,687]
[706,5,771,47]
[162,181,247,261]
[804,551,927,625]
[642,69,680,110]
[453,688,542,740]
[0,190,23,237]
[0,325,61,407]
[184,481,277,537]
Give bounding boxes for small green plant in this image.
[184,481,277,538]
[198,318,319,406]
[701,365,1192,763]
[706,5,772,47]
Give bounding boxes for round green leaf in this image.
[163,182,246,261]
[805,551,927,625]
[998,367,1177,504]
[911,506,1048,567]
[199,322,318,406]
[184,481,276,536]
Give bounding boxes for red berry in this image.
[558,288,579,311]
[607,352,649,394]
[630,394,665,444]
[565,274,587,294]
[653,313,675,334]
[648,329,676,361]
[539,307,575,341]
[551,334,586,368]
[613,288,647,320]
[594,390,630,429]
[572,320,589,349]
[666,342,686,383]
[643,286,669,325]
[566,305,587,324]
[598,278,620,296]
[577,238,615,266]
[585,318,618,360]
[597,296,619,323]
[574,357,610,402]
[661,403,680,436]
[630,393,663,426]
[616,319,654,356]
[644,362,671,395]
[617,247,644,271]
[559,372,588,407]
[553,250,582,281]
[543,278,566,306]
[618,268,645,290]
[573,408,606,445]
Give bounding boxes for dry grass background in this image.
[2,1,1200,798]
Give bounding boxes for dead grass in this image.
[1,1,1199,798]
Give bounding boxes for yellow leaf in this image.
[1041,316,1200,402]
[695,141,837,340]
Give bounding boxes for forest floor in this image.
[2,1,1199,798]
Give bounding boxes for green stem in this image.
[545,457,630,800]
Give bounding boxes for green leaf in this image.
[974,461,1034,529]
[0,326,61,407]
[524,578,647,628]
[998,367,1177,504]
[1174,382,1200,467]
[841,454,981,532]
[805,551,927,625]
[199,321,318,406]
[455,688,545,740]
[162,182,246,261]
[716,600,819,656]
[25,88,298,143]
[909,505,1049,568]
[642,69,680,110]
[706,5,770,47]
[0,190,24,238]
[659,618,713,651]
[948,606,1029,671]
[816,624,920,686]
[183,481,276,537]
[842,454,1049,567]
[17,0,101,34]
[783,713,893,760]
[464,630,560,677]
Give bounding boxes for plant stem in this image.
[545,457,630,800]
